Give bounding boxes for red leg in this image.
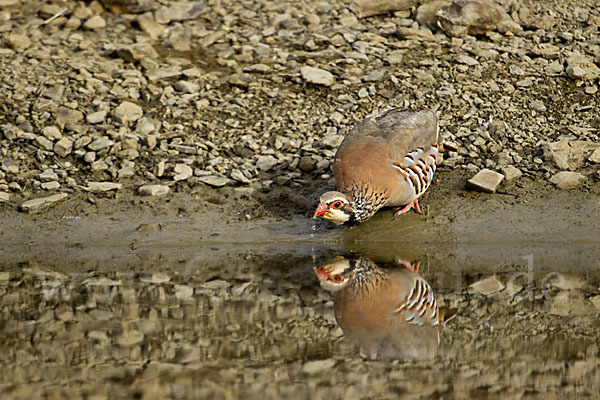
[393,199,422,216]
[393,258,421,273]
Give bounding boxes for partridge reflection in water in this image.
[314,256,440,360]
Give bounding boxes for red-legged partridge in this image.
[314,256,439,360]
[314,108,439,225]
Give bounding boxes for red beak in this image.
[313,268,330,281]
[313,203,331,217]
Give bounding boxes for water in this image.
[1,205,599,399]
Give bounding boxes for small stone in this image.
[114,101,144,125]
[173,163,193,181]
[83,15,106,30]
[116,43,159,63]
[230,169,250,184]
[41,181,60,190]
[35,136,54,151]
[137,13,165,39]
[86,182,123,192]
[174,80,199,93]
[455,55,479,66]
[501,165,522,181]
[199,175,231,187]
[256,155,278,171]
[470,275,505,295]
[466,169,504,193]
[39,169,59,181]
[363,71,384,82]
[549,171,585,190]
[54,138,73,157]
[529,100,546,112]
[7,33,31,51]
[0,192,10,202]
[118,166,136,178]
[140,273,171,284]
[352,0,416,18]
[385,51,404,65]
[19,193,68,212]
[138,184,170,196]
[302,359,336,374]
[155,2,207,24]
[300,66,335,86]
[87,110,107,124]
[42,126,62,140]
[88,137,114,151]
[298,156,317,172]
[548,290,591,316]
[588,148,600,164]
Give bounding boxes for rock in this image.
[298,156,317,172]
[137,12,165,39]
[302,359,336,374]
[19,193,68,212]
[466,169,504,193]
[6,33,31,51]
[35,135,54,151]
[116,43,159,62]
[173,163,193,181]
[199,175,231,187]
[435,0,522,38]
[83,15,106,30]
[87,137,114,151]
[113,101,143,125]
[455,54,479,66]
[549,171,585,190]
[521,15,555,30]
[416,1,451,29]
[154,1,207,24]
[543,139,599,170]
[39,169,59,181]
[384,50,404,65]
[588,148,600,164]
[501,165,522,181]
[41,181,60,190]
[470,275,505,295]
[300,66,335,86]
[138,184,170,196]
[351,0,416,18]
[86,182,123,192]
[86,110,107,124]
[42,126,61,140]
[174,80,199,93]
[54,138,73,157]
[397,26,436,41]
[0,192,10,202]
[256,155,278,171]
[529,100,546,112]
[230,169,251,184]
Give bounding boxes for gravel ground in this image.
[1,0,600,398]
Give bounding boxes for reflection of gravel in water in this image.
[1,253,600,398]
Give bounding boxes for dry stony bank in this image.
[0,0,599,212]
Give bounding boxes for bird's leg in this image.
[393,199,422,216]
[393,258,421,273]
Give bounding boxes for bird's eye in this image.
[330,201,343,210]
[331,274,344,283]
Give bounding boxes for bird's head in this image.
[313,256,353,292]
[313,191,354,225]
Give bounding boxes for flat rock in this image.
[466,169,504,193]
[0,192,10,202]
[351,0,416,18]
[54,137,73,157]
[154,1,207,24]
[116,330,144,346]
[113,101,144,125]
[300,66,334,86]
[86,182,123,192]
[86,110,107,124]
[138,184,170,196]
[6,33,31,51]
[256,155,278,171]
[19,193,68,212]
[470,275,505,295]
[548,290,591,316]
[501,165,522,181]
[435,0,522,38]
[83,15,106,30]
[199,175,231,187]
[543,139,599,170]
[116,43,159,62]
[589,148,600,163]
[549,171,585,190]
